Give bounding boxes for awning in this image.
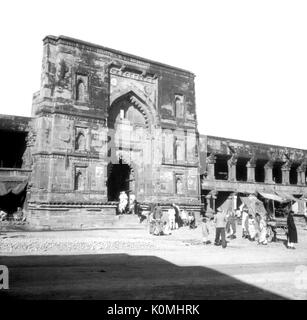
[258,191,285,202]
[240,195,267,217]
[0,181,27,197]
[11,181,28,195]
[0,182,10,196]
[275,192,299,202]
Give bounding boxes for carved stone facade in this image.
[25,35,200,228]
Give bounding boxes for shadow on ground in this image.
[0,253,287,300]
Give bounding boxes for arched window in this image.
[175,97,181,117]
[76,79,85,102]
[74,170,85,191]
[174,95,184,118]
[176,176,183,194]
[75,132,86,151]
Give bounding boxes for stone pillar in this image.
[227,155,237,182]
[230,193,237,210]
[297,168,303,185]
[301,171,306,185]
[297,163,306,186]
[205,195,212,213]
[282,161,291,185]
[206,153,216,180]
[211,191,217,212]
[264,161,274,184]
[246,159,256,182]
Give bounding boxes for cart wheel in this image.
[267,226,274,242]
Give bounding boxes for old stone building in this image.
[0,35,306,229]
[199,135,307,215]
[1,35,200,229]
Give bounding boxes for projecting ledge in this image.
[201,179,307,195]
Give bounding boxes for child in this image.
[201,216,211,245]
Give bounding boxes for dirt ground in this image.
[1,222,307,300]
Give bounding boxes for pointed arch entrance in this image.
[107,90,156,202]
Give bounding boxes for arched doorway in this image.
[107,90,155,202]
[107,159,132,201]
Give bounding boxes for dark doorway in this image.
[255,159,266,183]
[290,163,299,185]
[214,155,229,180]
[0,130,27,168]
[236,157,248,181]
[107,161,131,201]
[273,162,282,184]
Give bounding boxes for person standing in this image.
[241,207,249,238]
[172,203,182,228]
[168,206,176,230]
[118,191,128,214]
[258,214,268,245]
[201,216,211,245]
[214,208,227,248]
[287,210,298,249]
[226,209,237,239]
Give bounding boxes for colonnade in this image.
[205,154,306,186]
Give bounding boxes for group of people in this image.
[0,207,24,222]
[116,190,299,249]
[201,206,298,250]
[149,203,197,236]
[240,207,268,245]
[117,192,141,214]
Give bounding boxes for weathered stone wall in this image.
[24,35,200,228]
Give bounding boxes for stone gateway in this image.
[0,35,306,230]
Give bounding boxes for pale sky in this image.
[1,0,307,149]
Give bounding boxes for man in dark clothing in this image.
[226,209,237,239]
[287,210,298,249]
[214,208,227,248]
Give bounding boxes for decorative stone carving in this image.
[282,159,292,170]
[264,160,274,169]
[110,67,157,84]
[227,154,238,166]
[247,154,257,167]
[206,153,216,164]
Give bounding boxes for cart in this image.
[267,217,288,242]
